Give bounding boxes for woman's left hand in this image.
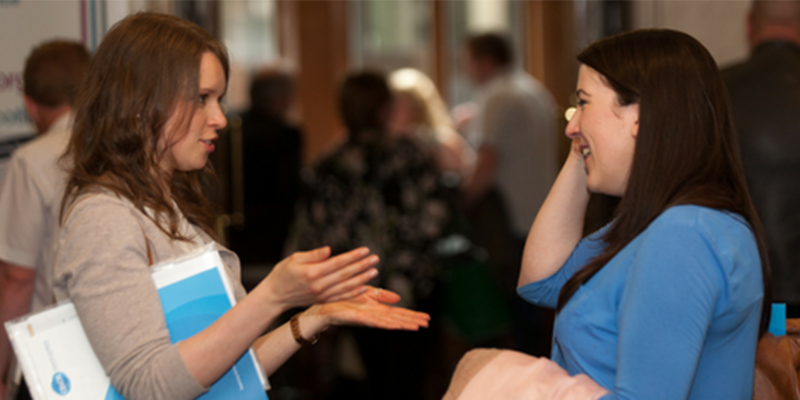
[301,287,431,334]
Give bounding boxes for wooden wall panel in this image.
[524,0,576,110]
[278,0,349,165]
[524,1,577,164]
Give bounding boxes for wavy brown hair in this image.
[62,12,229,240]
[556,29,772,335]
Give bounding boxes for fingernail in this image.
[359,247,370,256]
[369,268,378,277]
[370,255,379,264]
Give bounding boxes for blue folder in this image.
[155,253,269,400]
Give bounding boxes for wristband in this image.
[290,314,320,346]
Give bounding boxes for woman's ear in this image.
[629,103,640,138]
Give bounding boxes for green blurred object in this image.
[440,248,511,343]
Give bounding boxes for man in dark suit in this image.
[228,69,302,268]
[722,0,800,316]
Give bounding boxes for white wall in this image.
[632,0,751,67]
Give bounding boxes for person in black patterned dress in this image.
[296,71,452,400]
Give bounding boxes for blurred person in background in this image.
[722,0,800,317]
[458,32,558,357]
[0,39,90,400]
[388,68,473,183]
[228,67,303,268]
[296,70,451,400]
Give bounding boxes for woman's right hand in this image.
[257,246,380,312]
[518,138,592,287]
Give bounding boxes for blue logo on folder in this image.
[51,372,70,395]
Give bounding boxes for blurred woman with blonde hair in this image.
[389,68,473,180]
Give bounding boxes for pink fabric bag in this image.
[444,349,609,400]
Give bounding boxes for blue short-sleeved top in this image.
[518,205,764,400]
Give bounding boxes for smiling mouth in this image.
[581,147,591,157]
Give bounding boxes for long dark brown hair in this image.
[556,29,772,335]
[62,12,229,240]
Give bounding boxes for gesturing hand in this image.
[312,287,431,331]
[258,246,380,312]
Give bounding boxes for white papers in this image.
[5,302,120,400]
[5,244,269,400]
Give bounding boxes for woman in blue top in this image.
[517,30,771,399]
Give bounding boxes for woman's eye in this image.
[577,99,587,108]
[198,94,208,104]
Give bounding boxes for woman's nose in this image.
[210,104,227,130]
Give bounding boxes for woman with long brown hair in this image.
[54,12,429,399]
[517,29,770,398]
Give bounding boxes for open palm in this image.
[318,288,430,331]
